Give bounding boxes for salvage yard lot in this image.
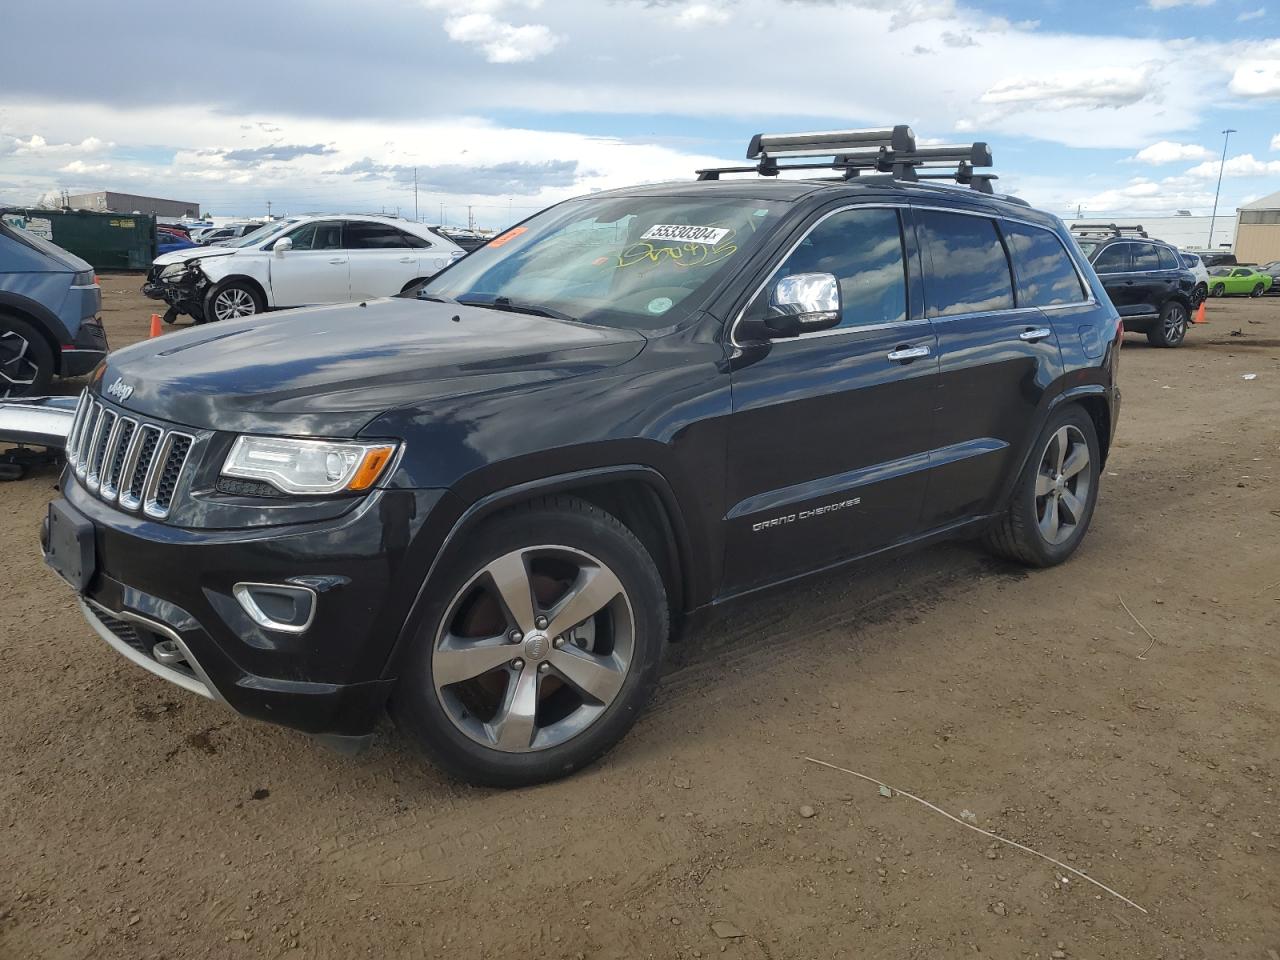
[2,277,1278,959]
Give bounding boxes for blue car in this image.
[157,232,197,257]
[0,219,108,396]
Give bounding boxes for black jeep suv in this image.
[42,128,1122,787]
[1069,224,1197,347]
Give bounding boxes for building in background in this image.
[65,191,200,219]
[1233,191,1280,264]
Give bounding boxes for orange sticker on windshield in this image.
[487,226,528,249]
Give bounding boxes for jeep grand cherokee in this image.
[42,127,1121,787]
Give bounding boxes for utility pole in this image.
[266,200,272,220]
[467,205,474,231]
[1208,128,1236,249]
[413,168,419,222]
[439,202,445,225]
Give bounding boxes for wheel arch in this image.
[205,273,269,313]
[381,465,697,682]
[0,296,66,375]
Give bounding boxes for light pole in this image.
[1208,128,1236,249]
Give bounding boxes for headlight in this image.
[159,263,189,280]
[222,436,398,495]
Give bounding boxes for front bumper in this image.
[43,480,453,738]
[142,265,209,321]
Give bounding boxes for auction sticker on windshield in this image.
[640,224,730,245]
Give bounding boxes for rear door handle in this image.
[328,258,345,265]
[1019,327,1052,342]
[398,256,415,264]
[886,345,931,362]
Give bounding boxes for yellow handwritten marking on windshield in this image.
[616,238,738,269]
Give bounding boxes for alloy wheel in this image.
[0,331,39,395]
[432,545,635,753]
[1163,305,1187,344]
[1251,283,1264,298]
[212,288,257,320]
[1034,424,1092,546]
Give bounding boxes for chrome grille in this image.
[68,390,195,521]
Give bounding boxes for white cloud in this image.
[1185,153,1280,178]
[980,65,1158,111]
[59,160,111,175]
[1147,0,1213,7]
[441,12,560,62]
[1230,57,1280,97]
[674,3,731,27]
[1237,7,1266,20]
[1271,132,1280,150]
[1131,140,1213,164]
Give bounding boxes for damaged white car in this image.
[142,214,466,324]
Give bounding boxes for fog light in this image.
[233,582,317,634]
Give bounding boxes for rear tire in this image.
[1193,282,1207,305]
[1211,282,1226,298]
[1146,301,1188,348]
[0,315,55,398]
[205,280,264,322]
[985,405,1101,568]
[390,495,668,787]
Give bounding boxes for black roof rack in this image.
[695,125,1002,196]
[1067,222,1149,239]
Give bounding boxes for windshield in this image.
[230,219,298,249]
[1180,254,1199,268]
[1208,267,1231,276]
[420,195,785,329]
[1075,239,1100,258]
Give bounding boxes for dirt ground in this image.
[2,276,1278,960]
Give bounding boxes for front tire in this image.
[1250,283,1265,298]
[1146,301,1188,348]
[205,280,264,322]
[0,315,55,397]
[1211,283,1226,298]
[985,405,1101,568]
[391,496,668,787]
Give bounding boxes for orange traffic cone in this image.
[149,313,163,338]
[1193,301,1207,325]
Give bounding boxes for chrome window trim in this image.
[729,200,1099,347]
[910,204,1096,314]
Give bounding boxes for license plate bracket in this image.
[45,499,96,591]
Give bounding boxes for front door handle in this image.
[398,256,415,264]
[886,344,931,362]
[328,258,345,265]
[1019,327,1052,342]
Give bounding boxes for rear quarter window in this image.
[915,210,1014,317]
[1001,222,1087,307]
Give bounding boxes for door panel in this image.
[723,205,938,594]
[269,221,349,306]
[913,209,1065,526]
[346,222,421,299]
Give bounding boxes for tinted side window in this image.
[1157,246,1180,270]
[747,207,907,330]
[1131,243,1160,271]
[399,230,431,249]
[916,210,1014,317]
[1002,222,1086,307]
[346,222,411,249]
[1092,244,1130,274]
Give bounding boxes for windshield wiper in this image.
[417,292,458,304]
[458,296,577,323]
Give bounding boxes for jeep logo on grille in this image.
[105,377,134,403]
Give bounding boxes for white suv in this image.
[143,215,467,323]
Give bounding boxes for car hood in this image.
[97,297,647,436]
[152,246,239,267]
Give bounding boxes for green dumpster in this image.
[6,208,157,271]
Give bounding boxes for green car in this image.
[1207,266,1273,298]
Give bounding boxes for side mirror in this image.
[273,236,293,256]
[761,272,842,338]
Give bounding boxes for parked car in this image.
[1207,265,1273,298]
[1189,251,1237,268]
[1178,252,1209,304]
[1073,233,1198,347]
[0,218,108,396]
[430,226,488,252]
[44,126,1121,786]
[196,223,264,246]
[156,230,197,258]
[143,215,466,323]
[1251,261,1279,294]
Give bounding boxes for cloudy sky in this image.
[1,0,1278,228]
